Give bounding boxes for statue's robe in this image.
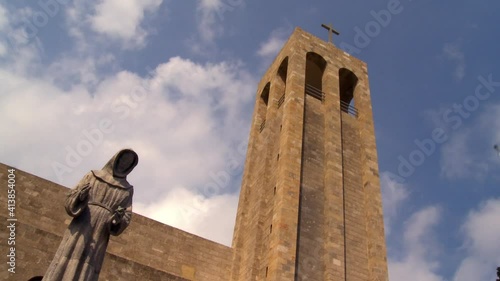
[43,150,135,281]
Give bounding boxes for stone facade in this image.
[230,27,388,281]
[0,27,388,281]
[0,163,232,281]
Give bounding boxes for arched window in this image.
[261,83,270,106]
[276,57,288,108]
[339,68,358,116]
[305,52,327,101]
[258,83,270,132]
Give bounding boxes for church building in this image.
[0,27,389,281]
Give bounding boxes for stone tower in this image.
[230,27,389,281]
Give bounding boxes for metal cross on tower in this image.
[321,23,340,44]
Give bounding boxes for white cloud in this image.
[0,42,6,56]
[256,29,289,58]
[0,1,255,248]
[47,54,116,89]
[381,172,409,235]
[440,129,489,181]
[453,199,500,281]
[387,196,500,281]
[190,0,245,53]
[0,3,8,31]
[388,206,446,281]
[440,104,500,181]
[0,55,255,190]
[62,0,163,50]
[0,50,255,245]
[254,27,292,70]
[89,0,162,46]
[480,104,500,145]
[134,187,239,246]
[0,4,45,69]
[442,42,466,81]
[196,0,224,43]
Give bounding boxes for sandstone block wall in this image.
[231,27,389,281]
[0,163,232,281]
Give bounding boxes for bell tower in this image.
[231,27,389,281]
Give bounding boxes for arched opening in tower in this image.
[296,52,328,281]
[276,57,288,108]
[258,82,270,132]
[339,68,359,116]
[305,52,327,101]
[338,67,369,279]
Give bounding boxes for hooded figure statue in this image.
[43,149,138,281]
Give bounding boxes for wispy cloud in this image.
[134,187,239,245]
[189,0,245,54]
[0,0,257,247]
[439,103,500,181]
[481,104,500,145]
[381,172,409,236]
[65,0,163,50]
[0,4,8,34]
[0,55,255,189]
[0,3,7,57]
[440,129,489,181]
[89,0,163,47]
[388,206,446,281]
[256,28,290,58]
[442,42,466,81]
[453,199,500,281]
[0,55,255,244]
[387,196,500,281]
[196,0,224,43]
[255,26,292,69]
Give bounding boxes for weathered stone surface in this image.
[231,27,389,281]
[0,162,232,281]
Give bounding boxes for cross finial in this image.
[321,23,340,44]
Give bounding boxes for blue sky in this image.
[0,0,499,280]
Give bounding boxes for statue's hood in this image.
[91,149,138,189]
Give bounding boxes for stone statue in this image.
[42,149,138,281]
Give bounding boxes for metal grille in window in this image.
[340,100,358,117]
[277,94,285,108]
[259,119,266,133]
[305,84,324,102]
